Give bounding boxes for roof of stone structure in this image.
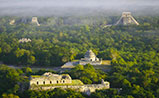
[31,72,72,80]
[84,50,96,59]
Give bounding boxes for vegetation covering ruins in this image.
[0,14,159,98]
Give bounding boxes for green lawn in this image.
[101,60,111,65]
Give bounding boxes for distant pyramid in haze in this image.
[115,12,139,25]
[31,17,40,26]
[9,17,40,26]
[9,19,15,25]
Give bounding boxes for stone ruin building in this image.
[115,12,139,25]
[31,17,40,26]
[30,72,72,85]
[79,50,102,65]
[19,38,32,43]
[29,72,110,95]
[9,17,40,26]
[62,49,102,68]
[9,19,15,25]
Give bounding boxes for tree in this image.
[2,93,19,98]
[0,64,22,95]
[68,64,106,84]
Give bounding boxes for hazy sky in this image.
[0,0,159,16]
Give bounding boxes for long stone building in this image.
[29,72,110,95]
[30,72,72,85]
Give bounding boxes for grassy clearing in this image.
[101,60,111,65]
[71,60,79,62]
[72,80,84,85]
[31,75,41,78]
[93,60,112,72]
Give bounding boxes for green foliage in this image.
[0,16,159,67]
[2,93,19,98]
[90,89,119,98]
[22,88,85,98]
[68,64,107,84]
[0,64,22,95]
[21,67,32,76]
[0,16,159,97]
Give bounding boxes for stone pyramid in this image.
[115,12,139,25]
[31,17,40,26]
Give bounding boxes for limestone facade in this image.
[30,84,109,95]
[115,12,139,25]
[29,72,72,86]
[29,72,110,94]
[79,50,102,65]
[62,49,103,68]
[19,38,32,43]
[9,19,15,25]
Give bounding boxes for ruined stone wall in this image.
[30,77,71,85]
[79,61,102,65]
[30,83,110,93]
[29,73,110,94]
[19,38,31,43]
[9,19,15,25]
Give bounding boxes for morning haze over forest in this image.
[0,0,159,98]
[0,0,159,16]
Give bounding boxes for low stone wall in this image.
[30,78,71,85]
[79,61,102,65]
[30,83,109,94]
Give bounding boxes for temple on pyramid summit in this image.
[31,17,40,26]
[115,12,139,25]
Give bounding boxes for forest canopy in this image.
[0,15,159,98]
